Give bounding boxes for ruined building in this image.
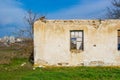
[34,19,120,67]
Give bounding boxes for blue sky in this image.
[0,0,111,37]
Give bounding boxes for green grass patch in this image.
[1,62,120,80]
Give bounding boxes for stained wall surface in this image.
[34,20,120,67]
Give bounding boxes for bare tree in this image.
[14,10,46,39]
[13,10,39,39]
[24,10,39,63]
[11,10,46,64]
[24,10,38,39]
[24,10,46,63]
[13,10,40,63]
[107,0,120,19]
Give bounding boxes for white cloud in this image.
[0,0,26,26]
[48,0,111,19]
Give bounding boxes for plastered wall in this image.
[34,20,120,67]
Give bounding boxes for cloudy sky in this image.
[0,0,111,37]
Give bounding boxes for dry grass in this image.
[0,40,33,64]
